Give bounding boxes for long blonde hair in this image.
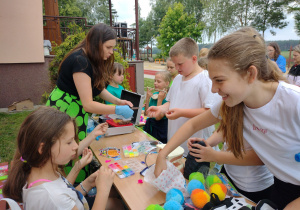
[208,27,285,158]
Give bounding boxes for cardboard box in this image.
[93,90,144,137]
[8,99,34,111]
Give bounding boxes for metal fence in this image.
[43,15,137,60]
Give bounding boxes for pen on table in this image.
[130,107,139,110]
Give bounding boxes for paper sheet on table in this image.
[144,160,188,197]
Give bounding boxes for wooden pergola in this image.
[44,0,140,60]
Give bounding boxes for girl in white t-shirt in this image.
[187,131,274,203]
[153,27,300,209]
[3,106,124,210]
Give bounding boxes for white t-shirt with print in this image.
[23,174,89,210]
[166,70,221,156]
[224,141,274,192]
[211,81,300,185]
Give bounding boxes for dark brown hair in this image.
[59,23,117,90]
[268,42,281,61]
[112,62,124,76]
[3,106,78,202]
[208,27,285,158]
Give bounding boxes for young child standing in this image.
[3,107,124,210]
[144,71,171,143]
[147,38,221,156]
[153,27,300,209]
[166,58,177,87]
[105,62,125,104]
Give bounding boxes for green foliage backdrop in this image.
[156,2,204,57]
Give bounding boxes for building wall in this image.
[0,58,144,108]
[0,0,44,63]
[0,56,54,108]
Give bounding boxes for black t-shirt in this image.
[57,49,102,98]
[289,64,300,76]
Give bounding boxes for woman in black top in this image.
[46,23,133,183]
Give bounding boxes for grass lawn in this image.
[0,111,33,162]
[0,79,155,164]
[282,51,294,68]
[0,78,221,164]
[144,78,155,92]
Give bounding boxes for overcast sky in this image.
[112,0,299,43]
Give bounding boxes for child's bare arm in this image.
[144,87,154,115]
[155,110,219,177]
[157,89,167,106]
[77,122,108,156]
[189,131,264,166]
[284,198,300,210]
[191,146,264,166]
[166,107,209,120]
[67,148,93,184]
[92,166,115,210]
[147,102,170,120]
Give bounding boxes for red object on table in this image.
[106,119,133,127]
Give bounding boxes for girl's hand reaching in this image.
[187,137,205,150]
[154,152,168,178]
[85,169,99,189]
[95,166,115,195]
[146,87,153,100]
[78,148,93,168]
[165,108,183,120]
[188,139,217,163]
[90,122,108,139]
[146,106,165,119]
[158,88,167,101]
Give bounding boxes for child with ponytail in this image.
[151,27,300,209]
[3,106,124,210]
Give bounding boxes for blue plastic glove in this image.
[115,105,134,119]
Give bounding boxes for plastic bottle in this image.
[87,187,97,197]
[87,117,103,141]
[87,118,95,134]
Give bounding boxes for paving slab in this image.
[143,61,167,79]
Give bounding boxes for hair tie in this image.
[253,35,257,38]
[20,156,27,163]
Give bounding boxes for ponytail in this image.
[217,102,245,158]
[3,107,76,202]
[3,151,31,202]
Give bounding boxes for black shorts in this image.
[220,167,273,203]
[270,176,300,209]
